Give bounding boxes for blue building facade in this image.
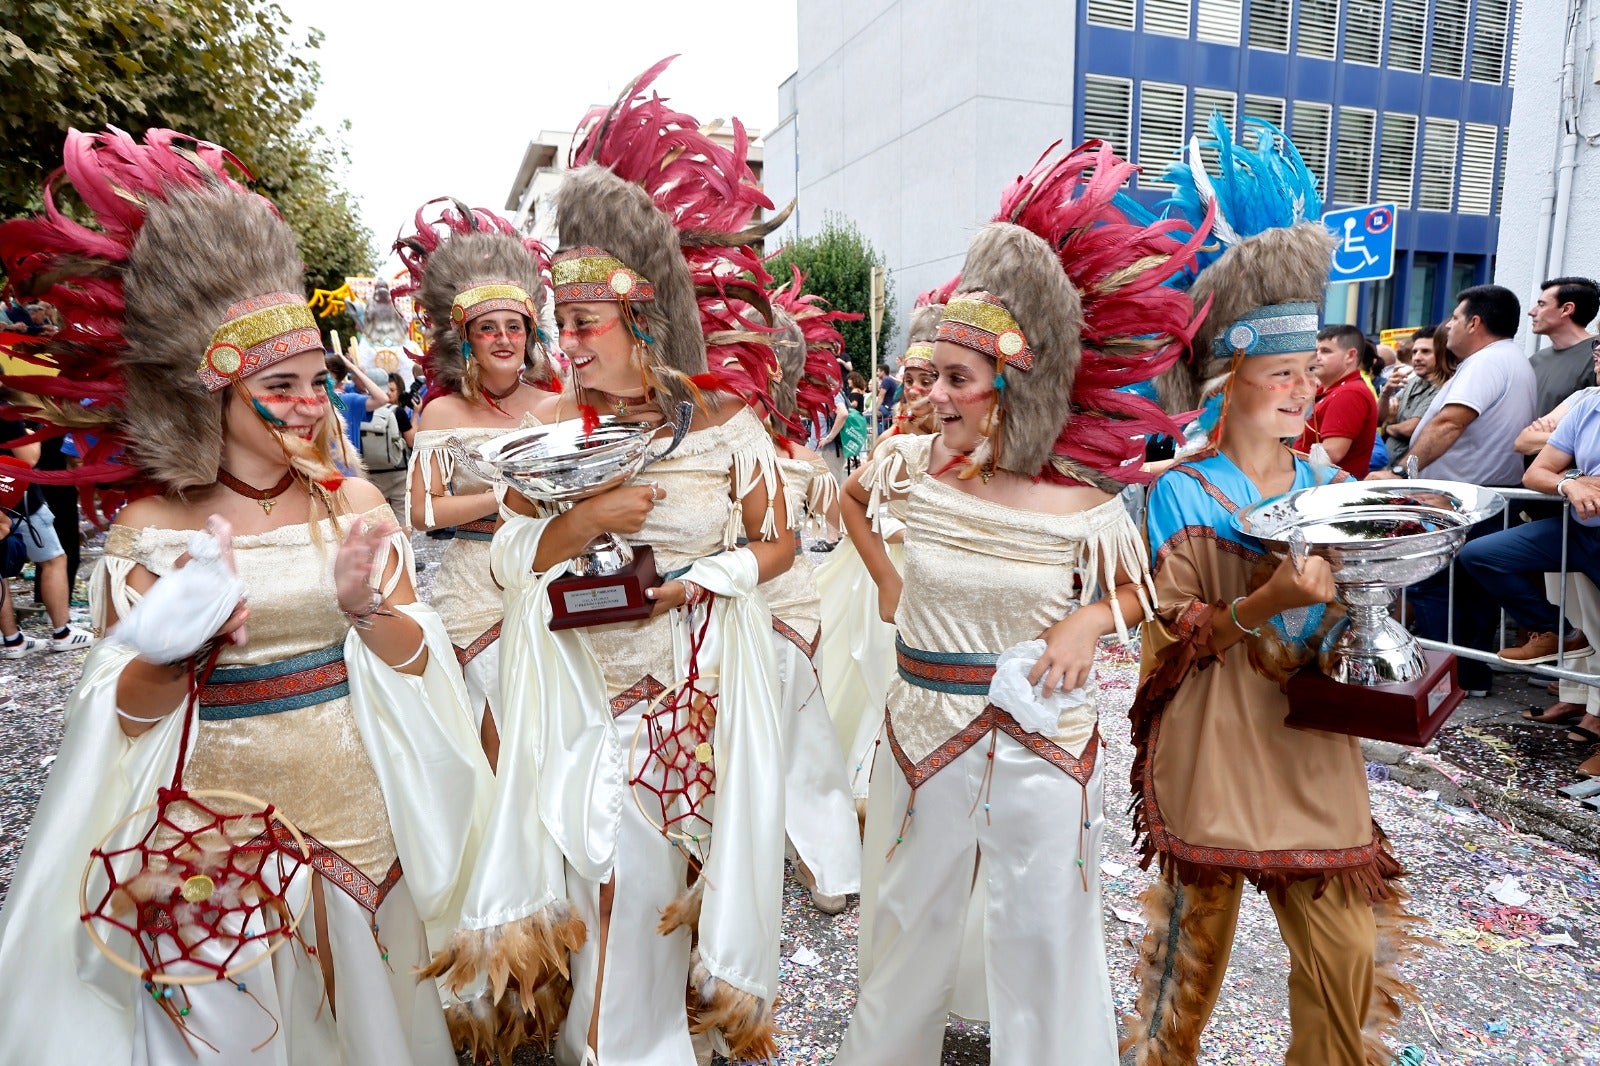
[1072,0,1518,333]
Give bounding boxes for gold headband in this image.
[551,246,656,303]
[451,282,536,327]
[902,343,935,368]
[199,292,321,392]
[937,293,1035,372]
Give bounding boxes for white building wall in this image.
[769,0,1078,355]
[1495,0,1600,350]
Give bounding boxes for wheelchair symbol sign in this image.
[1323,202,1397,283]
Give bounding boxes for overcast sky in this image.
[275,0,799,270]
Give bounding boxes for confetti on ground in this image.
[3,537,1599,1065]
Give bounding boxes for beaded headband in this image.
[937,292,1035,372]
[198,291,322,393]
[551,245,656,304]
[451,281,538,327]
[901,343,935,370]
[1212,301,1320,360]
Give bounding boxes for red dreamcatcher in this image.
[78,644,311,1051]
[628,604,721,866]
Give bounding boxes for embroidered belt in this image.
[773,616,820,659]
[456,516,499,542]
[885,708,1101,790]
[735,533,805,556]
[660,548,725,584]
[611,674,667,718]
[199,644,348,720]
[455,620,502,667]
[894,636,998,696]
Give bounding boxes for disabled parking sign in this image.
[1323,203,1396,283]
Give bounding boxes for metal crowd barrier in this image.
[1401,485,1600,689]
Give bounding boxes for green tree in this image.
[766,213,896,378]
[0,1,374,291]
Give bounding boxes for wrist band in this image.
[1229,596,1262,637]
[341,590,391,630]
[681,579,711,609]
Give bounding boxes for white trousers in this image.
[136,873,451,1065]
[1544,572,1600,713]
[462,641,501,732]
[836,731,1117,1066]
[773,631,862,897]
[556,699,696,1066]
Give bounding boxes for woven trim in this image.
[885,704,1098,788]
[772,616,820,659]
[199,644,348,719]
[937,293,1034,372]
[198,291,321,392]
[895,635,999,696]
[611,674,667,718]
[455,516,500,543]
[454,621,502,668]
[551,246,655,303]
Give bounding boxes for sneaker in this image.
[1498,630,1595,665]
[46,626,95,654]
[0,634,37,660]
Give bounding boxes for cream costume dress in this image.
[761,452,861,899]
[836,434,1150,1066]
[490,407,786,1066]
[0,505,492,1063]
[409,424,531,727]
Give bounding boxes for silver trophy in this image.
[448,402,695,627]
[1232,478,1504,685]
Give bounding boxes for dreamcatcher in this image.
[628,604,721,868]
[78,644,311,1050]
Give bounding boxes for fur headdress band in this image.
[944,140,1210,487]
[393,196,557,406]
[766,265,856,441]
[557,56,792,420]
[0,127,347,496]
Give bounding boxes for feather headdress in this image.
[1155,114,1335,416]
[943,139,1210,487]
[393,197,557,405]
[0,127,343,496]
[554,56,791,420]
[766,265,856,441]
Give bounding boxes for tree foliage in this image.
[766,213,896,377]
[0,1,375,289]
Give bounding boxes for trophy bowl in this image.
[447,403,695,629]
[1233,480,1504,685]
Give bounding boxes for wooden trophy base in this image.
[547,545,662,630]
[1284,649,1463,746]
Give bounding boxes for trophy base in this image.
[548,545,661,630]
[1285,649,1463,746]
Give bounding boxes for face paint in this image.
[558,317,624,343]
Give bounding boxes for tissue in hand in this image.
[987,639,1090,735]
[110,522,245,663]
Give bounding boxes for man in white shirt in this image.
[1370,285,1535,695]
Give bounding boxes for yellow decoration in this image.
[942,295,1024,340]
[207,302,318,360]
[694,742,714,765]
[308,282,355,319]
[181,874,216,903]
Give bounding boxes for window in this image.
[1376,113,1418,208]
[1418,117,1459,210]
[1197,0,1242,43]
[1087,0,1136,29]
[1248,0,1290,50]
[1291,100,1334,191]
[1494,127,1509,214]
[1344,0,1384,65]
[1298,0,1340,58]
[1083,75,1135,156]
[1139,81,1189,186]
[1332,106,1376,204]
[1243,93,1287,132]
[1388,0,1428,70]
[1193,87,1238,171]
[1458,122,1498,214]
[1472,0,1511,83]
[1508,3,1522,85]
[1430,0,1468,77]
[1144,0,1192,38]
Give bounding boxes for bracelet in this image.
[340,590,392,630]
[681,579,711,609]
[116,706,171,724]
[1228,596,1262,637]
[390,635,428,671]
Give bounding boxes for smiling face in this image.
[555,300,639,394]
[899,363,939,402]
[1410,336,1435,376]
[1222,351,1319,443]
[463,309,529,381]
[928,341,998,454]
[222,347,338,467]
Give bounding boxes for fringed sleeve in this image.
[805,462,840,539]
[406,432,459,531]
[1076,502,1158,643]
[859,433,929,536]
[724,410,788,545]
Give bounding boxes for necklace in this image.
[484,378,521,402]
[592,388,651,417]
[217,468,297,515]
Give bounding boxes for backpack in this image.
[840,409,869,459]
[360,404,409,473]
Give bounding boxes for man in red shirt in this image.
[1296,324,1379,476]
